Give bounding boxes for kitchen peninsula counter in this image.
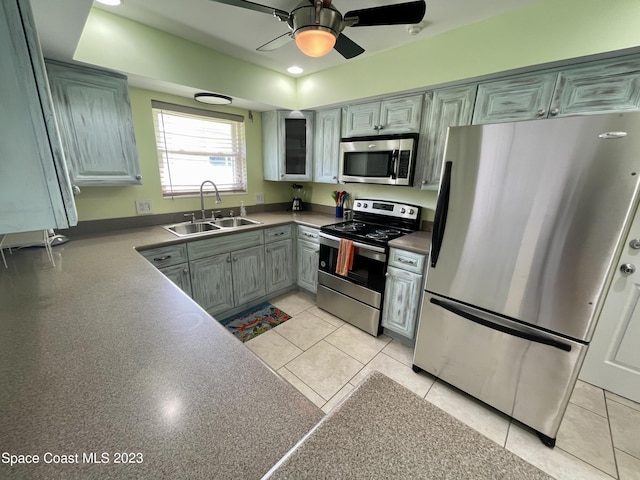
[0,212,334,480]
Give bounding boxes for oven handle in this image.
[318,232,386,254]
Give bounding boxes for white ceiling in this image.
[30,0,548,108]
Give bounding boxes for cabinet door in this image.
[551,56,640,117]
[473,72,558,124]
[265,239,293,294]
[232,245,266,305]
[263,110,313,181]
[190,253,234,316]
[0,0,77,234]
[160,263,192,297]
[297,240,319,293]
[381,266,423,338]
[379,94,423,134]
[262,110,280,181]
[343,102,381,137]
[45,60,141,186]
[313,108,341,183]
[414,85,477,189]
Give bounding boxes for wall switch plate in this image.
[255,193,265,204]
[135,200,153,215]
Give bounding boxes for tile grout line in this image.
[603,390,620,480]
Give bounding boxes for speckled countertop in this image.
[389,230,432,255]
[0,211,336,480]
[264,372,553,480]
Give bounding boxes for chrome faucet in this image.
[200,180,222,220]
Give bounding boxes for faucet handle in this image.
[213,210,222,219]
[184,213,196,223]
[229,210,235,217]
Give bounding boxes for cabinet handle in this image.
[275,232,284,236]
[153,255,171,261]
[536,109,546,117]
[385,272,390,277]
[182,268,189,274]
[280,174,285,178]
[135,174,142,180]
[226,256,231,263]
[332,176,337,180]
[550,107,560,116]
[398,257,417,266]
[233,256,238,262]
[266,248,271,253]
[72,185,81,195]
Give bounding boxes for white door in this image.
[579,206,640,403]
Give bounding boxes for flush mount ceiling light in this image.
[287,66,304,75]
[95,0,122,6]
[194,93,232,105]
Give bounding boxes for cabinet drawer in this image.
[388,248,426,274]
[140,243,188,268]
[188,230,264,260]
[264,224,292,242]
[297,225,320,243]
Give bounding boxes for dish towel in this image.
[335,239,354,277]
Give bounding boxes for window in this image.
[151,100,247,197]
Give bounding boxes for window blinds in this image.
[151,100,247,197]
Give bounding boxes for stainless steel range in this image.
[317,199,421,336]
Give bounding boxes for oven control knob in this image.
[356,202,361,208]
[363,203,368,208]
[401,208,406,214]
[409,209,415,214]
[320,261,327,268]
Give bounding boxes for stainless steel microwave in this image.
[338,133,418,186]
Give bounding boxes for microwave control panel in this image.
[398,150,411,179]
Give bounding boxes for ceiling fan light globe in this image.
[295,28,336,57]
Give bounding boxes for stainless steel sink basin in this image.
[164,221,222,236]
[213,217,262,228]
[163,217,262,237]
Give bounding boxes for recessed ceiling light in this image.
[194,93,233,105]
[95,0,122,6]
[287,66,304,75]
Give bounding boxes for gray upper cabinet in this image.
[473,72,559,124]
[551,55,640,117]
[414,85,477,190]
[313,108,341,183]
[263,110,314,182]
[45,60,141,187]
[343,94,423,137]
[0,0,77,234]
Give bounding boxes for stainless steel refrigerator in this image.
[413,111,640,447]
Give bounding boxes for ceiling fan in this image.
[209,0,427,59]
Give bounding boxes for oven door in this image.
[318,232,387,292]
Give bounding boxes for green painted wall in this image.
[297,0,640,108]
[74,88,290,221]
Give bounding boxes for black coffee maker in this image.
[292,184,304,212]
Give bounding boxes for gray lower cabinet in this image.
[188,230,266,317]
[296,225,320,294]
[381,248,427,341]
[45,60,141,186]
[190,253,234,315]
[414,85,477,189]
[0,0,77,234]
[265,224,294,295]
[160,263,192,296]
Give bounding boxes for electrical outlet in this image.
[255,193,265,204]
[135,200,153,215]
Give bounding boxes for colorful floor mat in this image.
[220,302,291,342]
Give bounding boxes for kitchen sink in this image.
[163,217,262,237]
[165,221,223,236]
[213,217,262,228]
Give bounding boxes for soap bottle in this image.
[240,201,247,217]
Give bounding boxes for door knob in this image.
[620,263,636,274]
[630,239,640,249]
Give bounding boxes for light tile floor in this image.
[246,291,640,480]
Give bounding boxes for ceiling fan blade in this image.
[208,0,289,20]
[257,32,294,51]
[334,33,365,59]
[344,0,426,27]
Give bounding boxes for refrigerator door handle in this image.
[430,298,573,352]
[430,161,452,268]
